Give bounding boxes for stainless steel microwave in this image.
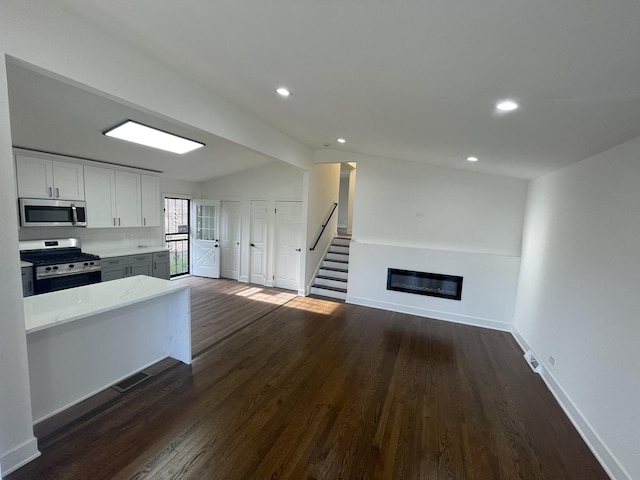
[19,198,87,227]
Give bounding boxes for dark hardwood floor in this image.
[7,279,608,479]
[180,276,298,357]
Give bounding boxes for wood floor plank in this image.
[6,279,609,480]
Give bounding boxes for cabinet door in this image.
[128,254,152,277]
[152,252,170,280]
[115,171,141,227]
[84,166,117,228]
[16,155,53,198]
[141,175,160,227]
[52,161,85,200]
[101,267,128,282]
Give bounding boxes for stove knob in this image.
[69,264,74,268]
[45,267,52,271]
[90,262,94,266]
[84,262,89,267]
[52,266,58,270]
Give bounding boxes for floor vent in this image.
[523,349,543,374]
[112,371,152,393]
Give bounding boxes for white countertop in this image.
[21,261,32,268]
[24,276,189,334]
[85,245,169,258]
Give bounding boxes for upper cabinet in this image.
[16,154,85,201]
[84,166,142,228]
[141,174,161,227]
[14,149,162,229]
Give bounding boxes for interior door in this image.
[274,201,302,291]
[220,201,241,280]
[191,199,221,278]
[249,200,267,285]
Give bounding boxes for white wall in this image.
[200,161,305,284]
[160,177,201,199]
[513,136,640,480]
[347,156,527,328]
[304,163,341,290]
[0,59,39,476]
[354,156,527,255]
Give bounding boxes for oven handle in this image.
[71,203,79,225]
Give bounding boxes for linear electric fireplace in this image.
[386,268,463,301]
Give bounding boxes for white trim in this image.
[1,437,40,476]
[306,239,335,295]
[511,328,631,480]
[346,295,512,332]
[239,276,249,283]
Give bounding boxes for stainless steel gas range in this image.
[19,238,101,295]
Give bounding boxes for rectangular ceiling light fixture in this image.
[103,120,205,154]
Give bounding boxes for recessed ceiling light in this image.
[276,87,291,97]
[467,156,479,162]
[495,99,520,112]
[337,138,346,144]
[103,120,204,154]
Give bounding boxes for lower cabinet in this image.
[152,251,170,280]
[101,252,169,282]
[22,266,34,297]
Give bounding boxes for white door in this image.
[191,199,221,278]
[274,201,302,291]
[249,200,267,285]
[220,201,241,280]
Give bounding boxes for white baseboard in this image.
[345,295,512,332]
[1,436,40,476]
[239,276,249,283]
[511,328,631,480]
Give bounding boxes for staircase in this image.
[310,236,351,300]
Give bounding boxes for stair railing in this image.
[310,202,338,251]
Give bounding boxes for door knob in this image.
[295,248,301,251]
[250,243,256,247]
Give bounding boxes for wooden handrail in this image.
[309,202,338,251]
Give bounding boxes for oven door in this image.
[34,271,101,295]
[19,198,87,227]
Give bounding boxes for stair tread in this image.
[319,267,349,273]
[323,259,349,264]
[311,284,347,293]
[317,275,347,282]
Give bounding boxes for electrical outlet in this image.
[549,355,556,366]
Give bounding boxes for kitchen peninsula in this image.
[24,275,191,423]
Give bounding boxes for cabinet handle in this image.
[48,187,53,198]
[154,262,157,270]
[55,187,60,198]
[113,218,116,226]
[28,280,32,292]
[143,217,146,226]
[118,218,121,226]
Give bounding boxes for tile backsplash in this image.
[19,227,164,251]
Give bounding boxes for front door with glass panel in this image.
[191,200,221,278]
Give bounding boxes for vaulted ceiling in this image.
[11,0,640,180]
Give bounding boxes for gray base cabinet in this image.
[101,252,169,282]
[22,266,34,297]
[152,251,170,280]
[101,254,152,282]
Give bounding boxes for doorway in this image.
[274,201,303,290]
[191,199,221,278]
[164,197,190,277]
[220,200,241,280]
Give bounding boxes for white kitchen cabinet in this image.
[16,154,85,200]
[115,171,141,227]
[141,174,161,227]
[84,166,141,228]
